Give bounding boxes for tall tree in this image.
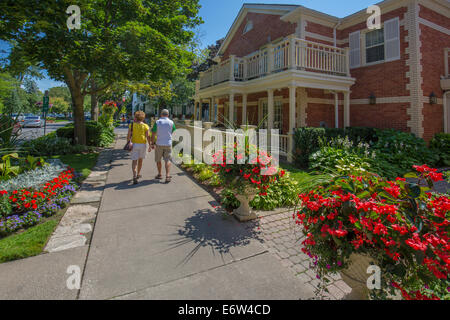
[188,38,224,81]
[0,0,202,144]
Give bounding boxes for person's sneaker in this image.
[133,177,138,185]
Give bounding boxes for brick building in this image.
[194,0,450,160]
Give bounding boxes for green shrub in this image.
[310,146,373,176]
[250,175,299,210]
[294,127,378,168]
[0,196,12,218]
[56,121,115,147]
[220,175,300,211]
[21,134,89,156]
[198,168,214,182]
[220,188,240,210]
[294,127,326,167]
[372,129,438,178]
[430,133,450,167]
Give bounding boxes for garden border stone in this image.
[44,146,115,253]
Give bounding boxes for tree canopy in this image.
[0,0,203,144]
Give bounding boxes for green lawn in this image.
[281,163,332,193]
[0,214,62,263]
[0,152,99,264]
[51,152,99,181]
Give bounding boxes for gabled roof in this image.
[216,3,299,58]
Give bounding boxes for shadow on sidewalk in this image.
[160,209,264,267]
[110,179,161,190]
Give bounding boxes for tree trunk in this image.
[67,83,86,145]
[91,92,99,121]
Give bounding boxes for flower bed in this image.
[0,167,78,238]
[293,165,449,300]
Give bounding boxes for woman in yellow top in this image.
[126,111,152,184]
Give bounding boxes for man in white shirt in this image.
[150,109,176,183]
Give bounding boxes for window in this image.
[274,101,283,130]
[259,100,283,129]
[366,29,385,63]
[243,21,253,34]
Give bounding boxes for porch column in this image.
[194,100,198,120]
[288,86,296,163]
[267,44,274,74]
[230,55,236,82]
[267,89,274,130]
[242,93,248,125]
[210,96,216,123]
[289,35,297,69]
[229,93,235,125]
[334,92,339,128]
[343,91,350,128]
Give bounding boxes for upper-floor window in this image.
[366,29,385,63]
[243,21,253,34]
[349,17,400,68]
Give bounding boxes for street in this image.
[19,121,71,142]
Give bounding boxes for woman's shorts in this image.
[130,143,147,160]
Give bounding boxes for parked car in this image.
[23,116,43,128]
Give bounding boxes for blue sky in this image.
[2,0,378,92]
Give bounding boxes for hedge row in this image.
[56,121,115,147]
[293,127,378,168]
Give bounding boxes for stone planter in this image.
[340,253,377,300]
[183,119,191,126]
[203,122,214,130]
[233,189,257,222]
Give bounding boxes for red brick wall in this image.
[420,25,450,98]
[306,21,334,38]
[419,10,450,141]
[305,104,335,128]
[222,12,296,59]
[340,7,409,99]
[247,105,259,125]
[350,103,410,132]
[423,103,444,142]
[419,4,450,29]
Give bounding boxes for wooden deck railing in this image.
[199,36,350,90]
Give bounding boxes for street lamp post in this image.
[42,90,50,136]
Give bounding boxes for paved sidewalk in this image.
[78,136,316,300]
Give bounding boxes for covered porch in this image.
[193,78,354,162]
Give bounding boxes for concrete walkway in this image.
[77,136,316,299]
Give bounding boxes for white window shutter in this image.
[349,31,361,68]
[384,18,400,61]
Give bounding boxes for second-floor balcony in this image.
[199,36,350,91]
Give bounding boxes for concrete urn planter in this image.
[240,125,257,131]
[233,188,257,222]
[183,119,191,126]
[339,253,377,300]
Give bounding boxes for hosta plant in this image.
[293,165,449,300]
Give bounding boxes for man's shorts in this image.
[130,143,147,160]
[155,145,172,162]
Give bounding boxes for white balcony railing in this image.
[199,36,350,90]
